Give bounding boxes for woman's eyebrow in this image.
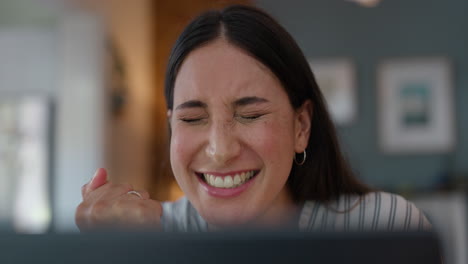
[234,96,269,107]
[175,100,207,110]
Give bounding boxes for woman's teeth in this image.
[203,171,256,188]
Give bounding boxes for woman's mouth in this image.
[195,170,260,198]
[200,170,258,188]
[196,170,259,188]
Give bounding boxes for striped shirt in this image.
[161,192,431,232]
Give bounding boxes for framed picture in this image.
[378,57,455,154]
[309,59,356,125]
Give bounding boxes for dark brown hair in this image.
[165,5,371,203]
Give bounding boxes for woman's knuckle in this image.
[117,183,133,193]
[90,200,109,218]
[75,201,86,214]
[133,201,145,213]
[150,200,163,214]
[114,198,128,209]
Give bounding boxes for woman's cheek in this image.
[171,127,201,166]
[253,119,294,155]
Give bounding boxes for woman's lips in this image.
[196,170,259,198]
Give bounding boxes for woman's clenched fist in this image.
[75,168,163,231]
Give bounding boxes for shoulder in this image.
[161,196,207,232]
[362,192,431,230]
[299,192,431,231]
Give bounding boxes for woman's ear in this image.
[294,100,312,153]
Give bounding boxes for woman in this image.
[76,5,430,231]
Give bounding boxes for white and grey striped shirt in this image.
[161,192,431,232]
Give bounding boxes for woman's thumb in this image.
[88,168,108,192]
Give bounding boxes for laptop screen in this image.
[0,231,442,264]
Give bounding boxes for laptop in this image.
[0,231,442,264]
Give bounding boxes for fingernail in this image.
[90,168,100,183]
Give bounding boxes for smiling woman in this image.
[75,5,431,232]
[167,39,306,228]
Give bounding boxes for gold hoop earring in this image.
[294,150,306,165]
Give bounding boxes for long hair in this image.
[165,5,371,203]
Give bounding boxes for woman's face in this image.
[169,39,311,228]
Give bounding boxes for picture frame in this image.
[377,57,455,154]
[309,58,356,125]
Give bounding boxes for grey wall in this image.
[256,0,468,191]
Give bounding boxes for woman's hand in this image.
[75,168,163,231]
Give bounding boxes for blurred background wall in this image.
[256,0,468,193]
[0,0,466,262]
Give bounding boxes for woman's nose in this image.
[205,121,241,165]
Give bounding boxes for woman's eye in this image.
[236,113,265,121]
[179,118,204,124]
[241,115,261,120]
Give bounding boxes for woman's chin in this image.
[201,210,254,230]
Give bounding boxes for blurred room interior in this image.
[0,0,466,263]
